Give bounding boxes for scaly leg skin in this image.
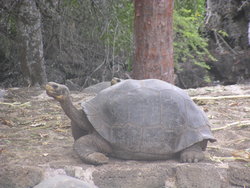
[73,133,112,165]
[180,142,205,163]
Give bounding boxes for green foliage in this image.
[174,0,215,70]
[100,0,214,72]
[175,0,206,15]
[100,0,134,71]
[217,29,229,37]
[0,0,215,86]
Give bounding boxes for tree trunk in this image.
[132,0,174,84]
[18,0,47,86]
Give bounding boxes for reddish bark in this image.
[18,0,47,86]
[132,0,174,84]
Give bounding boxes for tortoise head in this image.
[45,82,70,102]
[111,77,122,85]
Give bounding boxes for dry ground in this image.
[0,84,249,187]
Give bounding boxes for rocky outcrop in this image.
[206,0,250,85]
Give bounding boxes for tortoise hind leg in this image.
[73,133,112,165]
[180,140,207,163]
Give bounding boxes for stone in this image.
[33,175,98,188]
[175,163,224,188]
[0,165,43,188]
[50,161,233,188]
[91,161,176,188]
[229,163,250,187]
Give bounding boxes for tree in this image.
[132,0,174,83]
[17,0,47,86]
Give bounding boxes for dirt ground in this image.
[0,83,250,187]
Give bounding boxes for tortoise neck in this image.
[59,96,80,122]
[59,96,94,134]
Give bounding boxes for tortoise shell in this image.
[82,79,215,155]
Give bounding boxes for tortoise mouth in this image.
[45,84,55,95]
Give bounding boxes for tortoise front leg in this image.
[180,141,207,163]
[73,133,112,165]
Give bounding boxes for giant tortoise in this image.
[45,79,216,165]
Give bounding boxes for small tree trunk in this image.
[132,0,174,84]
[18,0,47,86]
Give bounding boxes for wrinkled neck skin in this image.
[59,96,93,133]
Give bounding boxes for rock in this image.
[229,163,250,187]
[206,0,250,85]
[64,166,97,186]
[175,62,210,88]
[0,165,43,188]
[175,163,226,188]
[2,161,248,188]
[47,161,238,188]
[64,161,176,188]
[33,175,98,188]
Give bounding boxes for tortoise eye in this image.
[52,84,58,89]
